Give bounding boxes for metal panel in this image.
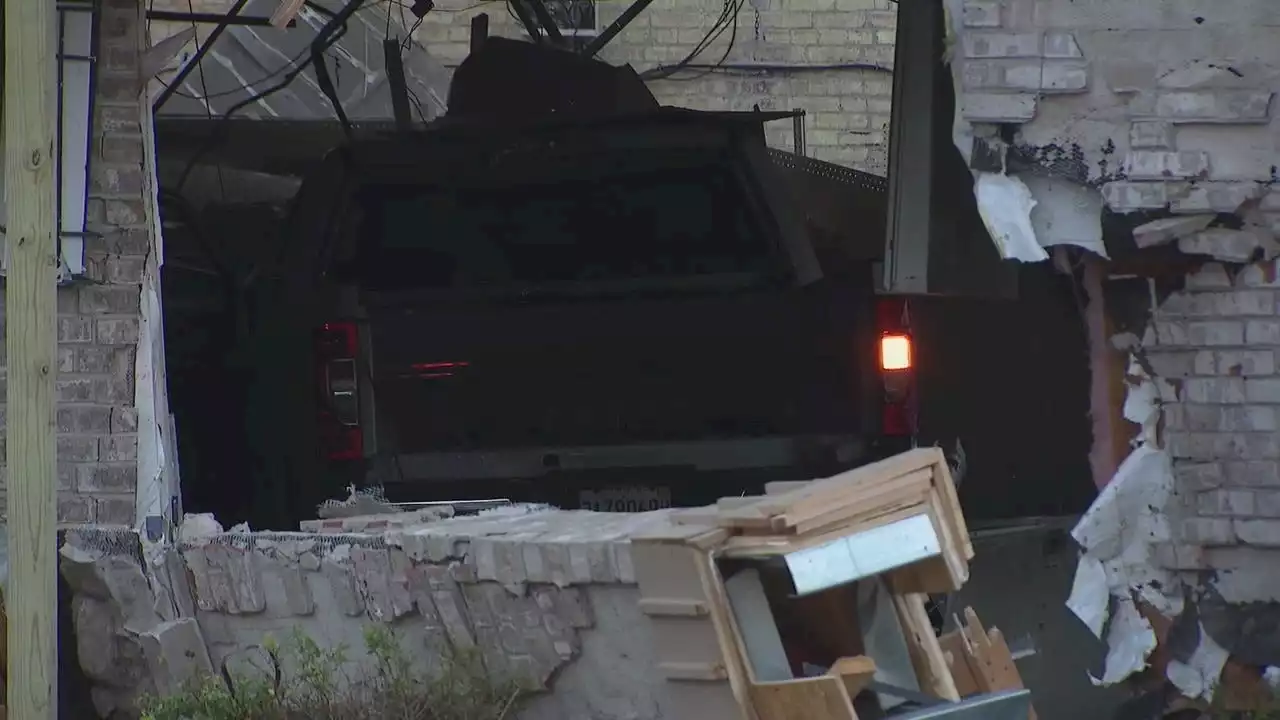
[783,512,942,596]
[58,0,97,277]
[882,0,937,294]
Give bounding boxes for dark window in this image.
[358,162,776,291]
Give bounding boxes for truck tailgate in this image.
[364,288,864,454]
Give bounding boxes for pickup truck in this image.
[291,106,919,512]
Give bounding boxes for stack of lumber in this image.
[673,447,972,594]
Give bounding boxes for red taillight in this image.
[876,297,916,437]
[315,321,363,461]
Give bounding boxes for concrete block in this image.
[1247,378,1280,403]
[1157,320,1246,347]
[321,550,365,617]
[1179,517,1236,546]
[139,618,213,696]
[1041,60,1089,92]
[1145,350,1201,378]
[1171,433,1219,461]
[1132,215,1214,248]
[1129,121,1173,149]
[1152,90,1274,123]
[1247,319,1280,344]
[962,31,1042,58]
[186,543,264,609]
[1182,377,1247,403]
[1180,228,1276,263]
[1124,151,1210,180]
[1175,463,1225,492]
[1163,290,1274,317]
[355,545,414,620]
[961,92,1037,122]
[1151,542,1209,570]
[72,596,122,682]
[1234,519,1280,546]
[1254,490,1280,517]
[1102,181,1174,211]
[1102,60,1157,94]
[432,586,477,648]
[1171,183,1267,214]
[1184,262,1234,289]
[218,545,265,615]
[270,562,315,616]
[1225,461,1280,488]
[1214,350,1277,376]
[962,60,1043,92]
[962,1,1001,27]
[1043,30,1082,59]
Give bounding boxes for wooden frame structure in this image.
[631,448,1032,720]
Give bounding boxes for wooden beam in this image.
[4,0,60,712]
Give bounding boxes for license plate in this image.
[579,486,672,513]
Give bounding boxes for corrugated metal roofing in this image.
[157,0,452,122]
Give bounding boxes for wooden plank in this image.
[931,459,973,560]
[697,549,756,718]
[5,0,60,712]
[718,449,944,529]
[888,555,958,595]
[750,676,859,720]
[778,468,934,533]
[764,480,812,495]
[938,632,980,697]
[719,504,926,559]
[269,0,307,27]
[828,655,878,698]
[670,506,723,526]
[638,598,709,617]
[631,521,726,544]
[889,588,960,702]
[953,609,1037,720]
[659,661,729,681]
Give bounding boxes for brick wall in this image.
[420,0,897,173]
[946,1,1280,567]
[1146,260,1280,558]
[28,0,150,524]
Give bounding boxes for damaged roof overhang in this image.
[155,107,801,177]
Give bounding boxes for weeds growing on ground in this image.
[140,625,527,720]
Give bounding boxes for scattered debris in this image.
[632,448,1034,720]
[316,484,403,519]
[178,513,223,542]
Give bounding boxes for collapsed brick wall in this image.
[418,0,897,173]
[948,0,1280,667]
[17,0,150,524]
[63,512,668,719]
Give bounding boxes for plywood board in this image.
[750,676,859,720]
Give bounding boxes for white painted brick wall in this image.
[419,0,897,172]
[1147,260,1280,555]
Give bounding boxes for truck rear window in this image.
[357,163,777,291]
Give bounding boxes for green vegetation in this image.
[140,625,527,720]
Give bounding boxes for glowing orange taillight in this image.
[879,333,913,371]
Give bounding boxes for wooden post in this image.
[5,0,60,710]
